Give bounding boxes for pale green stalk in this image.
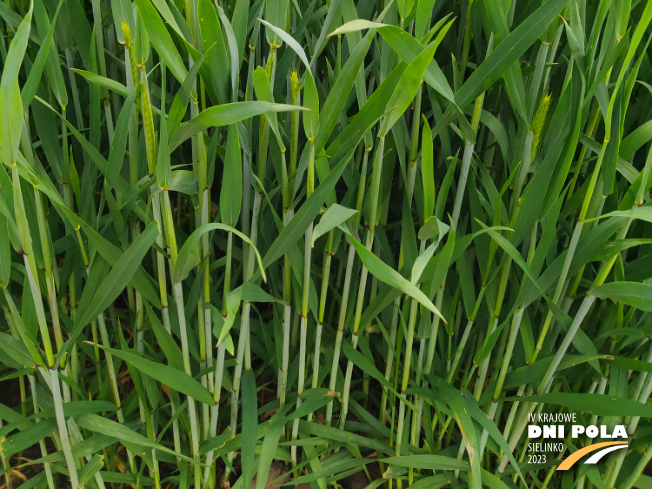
[395,153,423,474]
[458,0,474,79]
[280,71,298,410]
[64,50,84,138]
[227,52,276,476]
[2,299,53,489]
[447,289,485,383]
[326,143,372,427]
[159,188,202,487]
[279,208,293,409]
[228,189,262,474]
[66,419,107,489]
[620,448,652,489]
[380,295,401,426]
[325,242,357,426]
[396,294,418,459]
[29,375,55,489]
[292,140,316,462]
[203,228,232,484]
[0,419,10,489]
[291,222,313,462]
[451,95,484,229]
[339,136,385,431]
[12,167,80,482]
[309,228,333,411]
[90,0,114,140]
[48,368,79,488]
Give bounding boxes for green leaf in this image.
[77,413,196,463]
[325,62,405,161]
[620,120,652,160]
[33,0,67,107]
[220,124,243,227]
[455,0,568,109]
[329,22,455,103]
[499,355,610,392]
[241,370,257,489]
[579,134,638,184]
[257,20,319,136]
[173,223,265,284]
[414,0,437,39]
[341,226,445,321]
[288,459,372,485]
[215,5,240,98]
[35,400,118,420]
[1,420,57,457]
[198,0,229,104]
[0,333,34,369]
[379,38,441,137]
[429,378,481,488]
[481,0,527,121]
[342,341,417,411]
[170,102,306,150]
[90,343,213,405]
[22,0,62,108]
[238,282,285,304]
[1,290,45,367]
[0,5,31,166]
[588,206,652,224]
[71,69,130,98]
[134,0,188,83]
[167,50,208,137]
[421,116,435,221]
[381,455,468,471]
[259,153,351,272]
[589,282,652,311]
[264,0,289,45]
[507,393,652,418]
[297,420,393,454]
[255,419,285,489]
[302,73,320,139]
[81,221,158,330]
[591,239,652,261]
[397,0,415,22]
[0,214,10,286]
[106,89,136,192]
[607,355,652,373]
[461,391,525,484]
[314,32,374,155]
[168,170,198,195]
[212,282,286,350]
[311,204,358,246]
[253,67,283,147]
[77,454,104,487]
[412,219,449,283]
[156,65,171,190]
[260,19,312,72]
[61,221,160,363]
[145,302,184,371]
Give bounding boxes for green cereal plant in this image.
[1,0,652,488]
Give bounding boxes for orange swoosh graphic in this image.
[557,441,628,470]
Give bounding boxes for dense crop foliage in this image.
[2,0,652,487]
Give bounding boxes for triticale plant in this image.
[1,0,652,488]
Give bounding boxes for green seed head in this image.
[122,23,139,87]
[531,93,552,159]
[121,22,133,49]
[291,70,300,98]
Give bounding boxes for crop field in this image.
[1,0,652,488]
